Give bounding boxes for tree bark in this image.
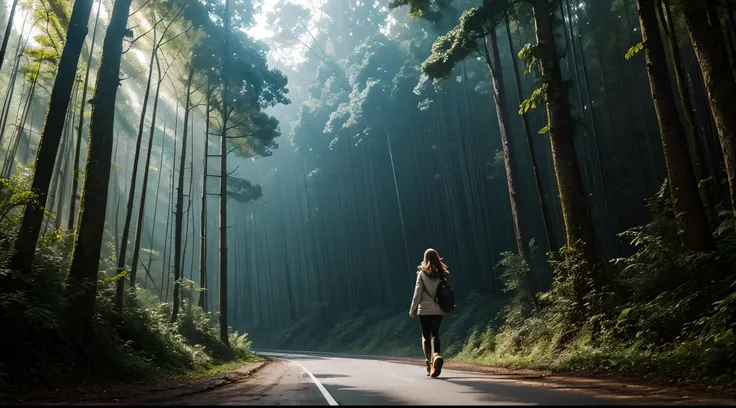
[145,114,166,290]
[66,0,133,337]
[531,0,599,266]
[3,76,37,178]
[199,82,211,310]
[659,0,711,219]
[172,56,195,323]
[219,0,231,346]
[484,32,525,257]
[636,0,716,252]
[54,78,81,230]
[679,0,736,222]
[505,13,557,254]
[485,27,539,312]
[69,0,103,231]
[0,11,31,147]
[0,0,21,74]
[10,0,93,274]
[114,25,159,311]
[130,51,162,288]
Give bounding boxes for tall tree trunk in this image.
[705,0,736,75]
[10,0,93,274]
[219,0,231,346]
[44,79,77,236]
[3,76,37,178]
[636,0,715,252]
[278,209,295,321]
[505,13,557,254]
[0,13,31,153]
[130,51,162,288]
[659,0,712,218]
[69,0,103,231]
[0,0,21,74]
[172,57,194,323]
[484,31,525,259]
[66,0,133,337]
[199,82,211,310]
[679,0,736,222]
[112,138,121,258]
[485,27,539,311]
[164,102,179,302]
[146,113,166,290]
[54,78,80,230]
[531,0,599,266]
[114,26,158,311]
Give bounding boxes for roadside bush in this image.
[0,173,252,393]
[453,180,736,385]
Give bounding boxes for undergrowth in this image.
[0,171,254,393]
[254,181,736,386]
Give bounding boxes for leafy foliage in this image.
[518,85,546,114]
[0,177,254,391]
[449,182,736,384]
[624,42,644,60]
[227,177,262,204]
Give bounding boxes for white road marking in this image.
[283,358,338,406]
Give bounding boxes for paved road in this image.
[241,351,619,406]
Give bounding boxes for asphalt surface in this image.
[247,351,619,406]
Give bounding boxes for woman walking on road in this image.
[409,248,449,378]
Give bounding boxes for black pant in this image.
[419,315,443,359]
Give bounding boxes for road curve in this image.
[257,351,618,406]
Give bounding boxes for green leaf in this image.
[518,86,546,115]
[625,42,644,60]
[538,124,550,134]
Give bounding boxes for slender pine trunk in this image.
[0,0,21,74]
[532,0,599,266]
[660,0,711,218]
[218,0,231,346]
[54,78,80,230]
[114,26,158,311]
[172,58,194,322]
[199,82,211,310]
[145,113,166,290]
[505,13,557,254]
[3,76,37,178]
[66,0,132,337]
[636,0,715,252]
[130,51,162,288]
[679,0,736,222]
[11,0,93,274]
[485,27,539,311]
[68,0,103,231]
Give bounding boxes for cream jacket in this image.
[409,270,446,316]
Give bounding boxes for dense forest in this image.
[1,0,736,392]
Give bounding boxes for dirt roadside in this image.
[0,361,269,405]
[390,356,736,405]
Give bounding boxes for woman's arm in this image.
[409,273,423,316]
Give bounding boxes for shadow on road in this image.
[441,378,622,406]
[313,373,350,380]
[325,383,406,405]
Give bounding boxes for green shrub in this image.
[0,174,252,392]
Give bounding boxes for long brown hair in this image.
[417,248,448,279]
